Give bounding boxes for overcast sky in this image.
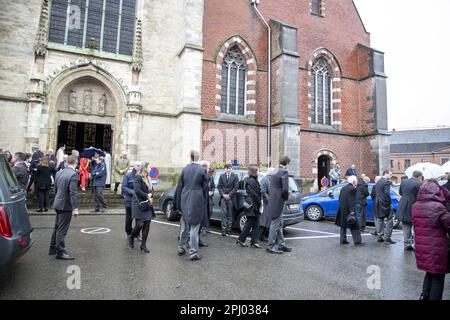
[353,0,450,130]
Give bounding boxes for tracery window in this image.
[310,58,332,125]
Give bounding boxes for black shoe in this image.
[371,231,378,236]
[340,240,350,245]
[236,240,248,247]
[354,242,366,246]
[190,254,202,261]
[56,253,74,260]
[91,209,100,213]
[221,232,226,237]
[266,247,284,254]
[404,246,415,251]
[140,246,150,253]
[385,238,396,244]
[279,245,293,252]
[419,292,429,300]
[251,243,261,249]
[377,238,385,243]
[178,249,186,256]
[199,241,208,247]
[36,209,43,212]
[127,235,135,249]
[44,208,48,212]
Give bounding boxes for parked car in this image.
[0,153,33,270]
[302,182,401,228]
[158,169,304,232]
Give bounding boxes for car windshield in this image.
[0,155,21,194]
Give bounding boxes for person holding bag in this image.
[237,166,262,248]
[128,163,154,253]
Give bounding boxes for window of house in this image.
[442,158,449,165]
[404,159,411,169]
[421,159,429,163]
[390,160,394,170]
[310,58,332,125]
[311,0,322,15]
[220,45,247,116]
[48,0,136,55]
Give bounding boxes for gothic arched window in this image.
[220,45,247,115]
[310,58,332,125]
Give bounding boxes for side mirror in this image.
[328,192,334,198]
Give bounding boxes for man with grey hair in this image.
[175,150,208,261]
[335,176,364,245]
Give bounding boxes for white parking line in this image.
[286,227,337,235]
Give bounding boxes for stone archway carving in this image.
[44,62,128,159]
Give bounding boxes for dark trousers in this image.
[37,189,49,209]
[422,273,445,300]
[125,206,133,235]
[238,216,260,244]
[27,174,36,192]
[131,220,150,248]
[340,227,362,244]
[50,210,73,255]
[114,182,120,192]
[93,186,107,210]
[356,204,367,230]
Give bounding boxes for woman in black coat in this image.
[128,163,154,253]
[237,166,262,248]
[36,156,52,212]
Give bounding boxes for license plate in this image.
[289,204,299,211]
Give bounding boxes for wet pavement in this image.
[1,212,449,300]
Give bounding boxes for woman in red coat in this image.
[79,157,90,191]
[412,179,450,300]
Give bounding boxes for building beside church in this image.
[0,0,389,191]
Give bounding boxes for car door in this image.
[320,185,342,217]
[211,171,222,220]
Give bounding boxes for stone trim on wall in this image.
[307,47,342,131]
[214,35,258,121]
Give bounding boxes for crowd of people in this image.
[5,146,450,300]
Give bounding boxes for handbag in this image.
[134,194,152,212]
[346,211,357,226]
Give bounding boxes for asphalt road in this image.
[1,213,449,300]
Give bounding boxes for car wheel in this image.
[164,200,177,221]
[305,205,323,221]
[237,212,247,232]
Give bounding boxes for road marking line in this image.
[286,227,337,235]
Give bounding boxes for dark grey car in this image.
[0,153,33,270]
[158,169,304,231]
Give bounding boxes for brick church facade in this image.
[0,0,389,192]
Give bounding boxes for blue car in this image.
[302,183,401,228]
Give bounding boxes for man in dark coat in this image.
[335,176,364,245]
[344,164,358,178]
[91,157,107,212]
[374,170,395,244]
[27,148,43,194]
[217,164,239,236]
[176,151,208,261]
[11,152,29,191]
[397,170,423,251]
[266,156,292,254]
[370,176,381,236]
[259,167,275,241]
[49,155,79,260]
[355,176,370,232]
[122,161,140,238]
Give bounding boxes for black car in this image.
[0,153,33,270]
[158,169,304,232]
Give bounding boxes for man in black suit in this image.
[11,152,29,191]
[373,170,395,244]
[335,175,364,245]
[355,176,370,232]
[398,170,423,251]
[266,156,292,254]
[344,164,358,178]
[49,155,79,260]
[217,164,239,236]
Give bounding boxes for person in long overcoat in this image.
[397,170,423,250]
[335,176,363,245]
[259,167,275,241]
[266,157,292,254]
[198,161,210,247]
[412,180,450,300]
[355,176,370,232]
[36,156,53,212]
[374,170,395,243]
[113,152,130,193]
[237,166,262,248]
[176,151,208,261]
[129,163,154,253]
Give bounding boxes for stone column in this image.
[126,92,142,162]
[270,20,301,177]
[25,77,45,152]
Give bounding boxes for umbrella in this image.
[80,147,105,158]
[442,161,450,173]
[405,162,446,180]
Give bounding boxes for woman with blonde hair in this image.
[129,162,155,253]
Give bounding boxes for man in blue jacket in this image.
[122,161,141,237]
[91,157,107,212]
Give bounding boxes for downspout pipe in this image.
[252,2,271,167]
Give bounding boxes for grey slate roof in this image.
[389,128,450,154]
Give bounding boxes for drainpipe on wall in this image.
[252,0,271,167]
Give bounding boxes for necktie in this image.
[227,173,230,181]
